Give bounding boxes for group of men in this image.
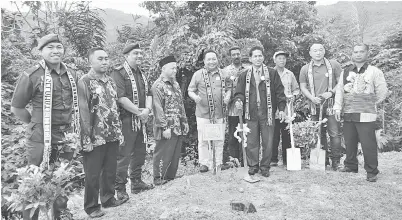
[11,33,388,219]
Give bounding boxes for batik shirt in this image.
[78,70,124,148]
[151,76,189,140]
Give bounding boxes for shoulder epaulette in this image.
[25,64,41,75]
[114,65,124,71]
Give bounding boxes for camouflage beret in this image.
[123,43,140,54]
[37,34,62,50]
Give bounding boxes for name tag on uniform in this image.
[216,76,220,81]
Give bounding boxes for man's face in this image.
[250,49,264,67]
[126,49,143,66]
[230,49,241,65]
[162,62,177,79]
[274,55,287,68]
[204,52,218,70]
[90,50,109,73]
[352,45,369,63]
[41,42,64,65]
[309,44,325,61]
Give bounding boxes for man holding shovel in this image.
[299,43,343,170]
[233,46,287,177]
[334,43,388,182]
[271,51,300,167]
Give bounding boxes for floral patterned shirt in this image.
[151,77,189,140]
[78,70,124,148]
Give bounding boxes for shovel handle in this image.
[238,111,248,169]
[287,101,295,149]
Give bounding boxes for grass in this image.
[68,152,402,220]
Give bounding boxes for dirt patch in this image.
[69,152,402,220]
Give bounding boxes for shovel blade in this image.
[243,174,260,183]
[309,148,326,171]
[286,148,301,171]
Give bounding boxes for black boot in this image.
[131,179,154,194]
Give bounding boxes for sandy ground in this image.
[68,152,402,220]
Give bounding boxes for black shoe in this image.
[339,167,358,173]
[200,165,209,173]
[56,208,73,220]
[131,179,154,194]
[261,169,270,177]
[270,161,278,167]
[248,167,258,175]
[331,160,341,171]
[102,197,128,209]
[220,163,232,171]
[154,178,168,186]
[116,189,129,201]
[366,173,378,182]
[88,209,105,218]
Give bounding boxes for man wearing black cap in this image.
[11,34,78,220]
[111,43,153,200]
[151,56,189,185]
[271,51,300,167]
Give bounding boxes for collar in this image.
[253,65,263,74]
[312,59,325,67]
[352,62,369,74]
[206,68,220,75]
[45,61,67,75]
[275,67,291,76]
[160,75,174,84]
[87,69,109,83]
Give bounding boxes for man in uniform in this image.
[151,55,189,185]
[299,43,343,170]
[78,47,128,218]
[223,46,248,167]
[11,34,78,220]
[233,46,286,177]
[271,51,300,167]
[111,43,153,200]
[334,43,388,182]
[188,50,229,173]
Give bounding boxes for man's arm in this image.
[290,73,300,96]
[152,86,168,128]
[233,71,246,103]
[334,71,345,121]
[188,71,201,103]
[77,79,91,137]
[11,72,33,124]
[373,68,388,104]
[111,70,141,115]
[274,70,286,112]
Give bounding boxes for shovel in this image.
[286,100,301,171]
[309,102,326,171]
[237,114,260,183]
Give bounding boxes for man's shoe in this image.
[200,165,209,173]
[248,167,258,175]
[366,173,378,182]
[220,163,232,171]
[331,160,341,171]
[339,167,358,173]
[116,189,129,201]
[102,197,128,209]
[88,209,106,218]
[131,179,154,194]
[270,161,278,167]
[261,169,270,177]
[154,178,168,186]
[56,208,73,220]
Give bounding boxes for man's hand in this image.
[193,95,202,104]
[83,143,94,152]
[278,111,286,123]
[183,123,189,134]
[335,110,341,122]
[311,96,322,105]
[286,95,296,103]
[320,92,333,100]
[138,108,150,121]
[163,128,172,139]
[235,100,243,110]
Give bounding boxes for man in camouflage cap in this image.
[11,34,79,220]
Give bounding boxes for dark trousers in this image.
[115,117,146,191]
[272,119,291,164]
[246,118,275,171]
[228,116,242,162]
[153,134,183,180]
[343,121,379,174]
[23,140,73,220]
[311,112,342,161]
[83,141,118,215]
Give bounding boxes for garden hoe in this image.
[309,102,326,171]
[286,100,301,171]
[237,114,260,183]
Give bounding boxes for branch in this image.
[13,1,33,30]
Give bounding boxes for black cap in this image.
[37,34,62,50]
[159,55,176,68]
[123,43,140,54]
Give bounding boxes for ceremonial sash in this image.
[123,61,148,143]
[245,65,273,126]
[39,60,80,169]
[201,69,226,124]
[307,57,333,115]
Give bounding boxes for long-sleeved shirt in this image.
[151,76,189,140]
[275,67,300,118]
[234,66,286,121]
[223,64,248,116]
[78,70,123,147]
[334,63,388,122]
